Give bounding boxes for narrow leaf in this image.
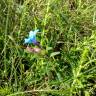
[50,52,60,57]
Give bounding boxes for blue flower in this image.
[24,29,39,44]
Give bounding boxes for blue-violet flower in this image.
[24,29,39,45]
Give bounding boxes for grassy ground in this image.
[0,0,96,96]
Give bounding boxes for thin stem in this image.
[4,3,10,77]
[41,0,51,45]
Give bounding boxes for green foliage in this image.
[0,0,96,96]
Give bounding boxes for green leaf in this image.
[46,47,53,51]
[50,52,60,57]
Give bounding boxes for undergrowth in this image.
[0,0,96,96]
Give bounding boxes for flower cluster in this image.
[24,29,39,44]
[24,29,41,53]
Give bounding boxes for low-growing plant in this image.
[0,0,96,96]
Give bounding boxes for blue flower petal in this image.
[29,29,39,38]
[24,38,32,44]
[29,31,35,38]
[24,37,37,44]
[24,29,39,44]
